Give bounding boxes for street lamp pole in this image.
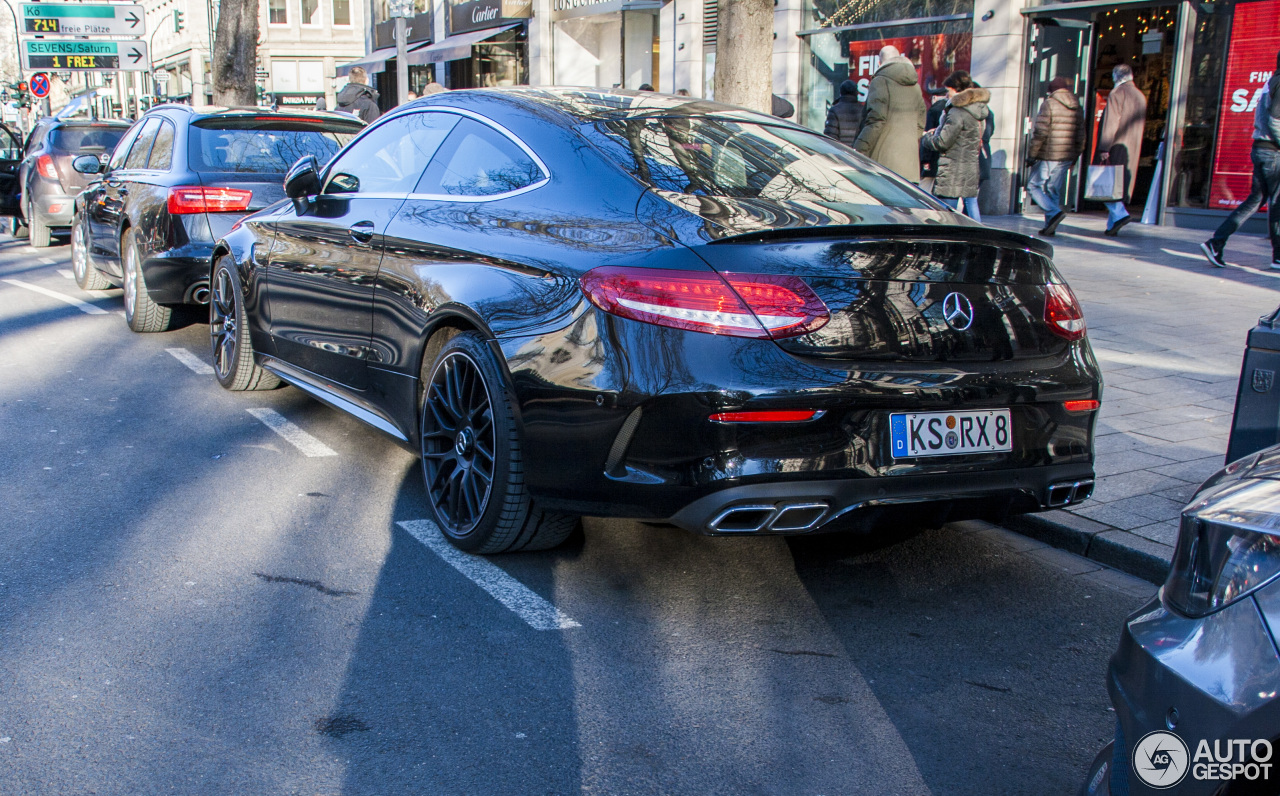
[389,0,412,106]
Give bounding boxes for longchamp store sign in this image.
[1208,0,1280,210]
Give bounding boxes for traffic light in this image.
[174,9,184,32]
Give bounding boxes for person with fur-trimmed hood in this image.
[921,70,991,221]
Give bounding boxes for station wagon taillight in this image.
[167,186,253,215]
[35,154,57,180]
[1044,283,1086,341]
[580,266,829,340]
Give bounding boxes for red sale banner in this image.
[1207,0,1280,210]
[847,33,972,103]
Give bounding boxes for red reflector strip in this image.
[1064,400,1100,413]
[709,410,822,423]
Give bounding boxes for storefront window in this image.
[800,0,972,132]
[448,27,528,88]
[552,10,657,91]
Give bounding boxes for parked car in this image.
[210,88,1102,554]
[10,117,131,247]
[0,123,21,224]
[70,105,363,332]
[1079,448,1280,796]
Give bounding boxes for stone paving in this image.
[987,210,1280,572]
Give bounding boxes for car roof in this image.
[409,87,798,128]
[146,104,364,126]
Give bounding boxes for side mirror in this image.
[72,154,102,175]
[284,154,321,213]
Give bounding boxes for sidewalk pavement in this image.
[986,211,1280,583]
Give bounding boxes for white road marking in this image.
[1,278,108,315]
[38,256,56,265]
[398,519,581,631]
[166,348,214,375]
[245,408,337,457]
[117,311,127,319]
[57,269,73,279]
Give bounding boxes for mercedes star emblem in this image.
[942,292,974,331]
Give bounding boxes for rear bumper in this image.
[33,192,75,226]
[667,464,1094,533]
[141,242,215,305]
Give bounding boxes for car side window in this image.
[106,124,143,172]
[415,118,544,197]
[146,120,175,171]
[123,118,161,170]
[323,112,459,195]
[24,125,47,155]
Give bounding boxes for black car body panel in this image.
[214,88,1101,533]
[0,123,21,217]
[75,106,362,305]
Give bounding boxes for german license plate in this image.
[889,409,1012,458]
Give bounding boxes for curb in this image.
[1004,511,1173,586]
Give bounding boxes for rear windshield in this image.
[189,118,362,174]
[583,117,930,209]
[50,125,128,154]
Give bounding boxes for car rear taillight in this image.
[1064,400,1100,413]
[36,154,57,180]
[166,186,253,215]
[1044,283,1085,341]
[580,267,829,339]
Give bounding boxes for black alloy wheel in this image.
[422,350,496,536]
[419,331,578,553]
[209,258,279,391]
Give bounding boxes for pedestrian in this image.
[921,70,990,221]
[406,91,418,102]
[421,81,447,96]
[1025,76,1085,236]
[853,45,927,182]
[1201,48,1280,269]
[314,95,327,111]
[638,83,654,91]
[675,89,690,97]
[823,79,865,148]
[1094,63,1146,236]
[918,87,947,192]
[334,67,381,123]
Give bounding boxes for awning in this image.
[407,23,519,65]
[336,42,433,76]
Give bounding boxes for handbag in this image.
[1084,164,1125,202]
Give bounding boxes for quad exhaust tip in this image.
[707,501,830,534]
[1046,479,1094,508]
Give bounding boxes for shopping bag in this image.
[1084,165,1125,202]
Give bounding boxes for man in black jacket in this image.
[824,80,864,147]
[334,67,381,124]
[1201,49,1280,270]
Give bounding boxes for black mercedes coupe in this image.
[210,89,1102,554]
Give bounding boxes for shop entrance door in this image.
[1022,18,1092,213]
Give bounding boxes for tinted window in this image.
[49,125,128,154]
[416,118,544,197]
[324,112,459,195]
[189,118,361,174]
[123,118,161,170]
[147,121,175,171]
[585,117,929,209]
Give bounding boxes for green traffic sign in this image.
[21,39,150,71]
[21,3,145,36]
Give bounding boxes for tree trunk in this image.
[211,0,259,106]
[714,0,773,113]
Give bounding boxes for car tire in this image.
[210,257,280,392]
[71,214,110,291]
[27,200,53,248]
[121,227,173,333]
[9,215,28,240]
[419,330,579,554]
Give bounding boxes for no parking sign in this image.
[29,73,50,98]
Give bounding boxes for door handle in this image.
[348,220,375,243]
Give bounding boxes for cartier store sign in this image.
[447,0,530,34]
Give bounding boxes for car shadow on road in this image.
[786,521,1142,796]
[328,467,584,796]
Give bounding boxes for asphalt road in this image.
[0,233,1155,796]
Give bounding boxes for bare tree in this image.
[210,0,258,106]
[714,0,772,112]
